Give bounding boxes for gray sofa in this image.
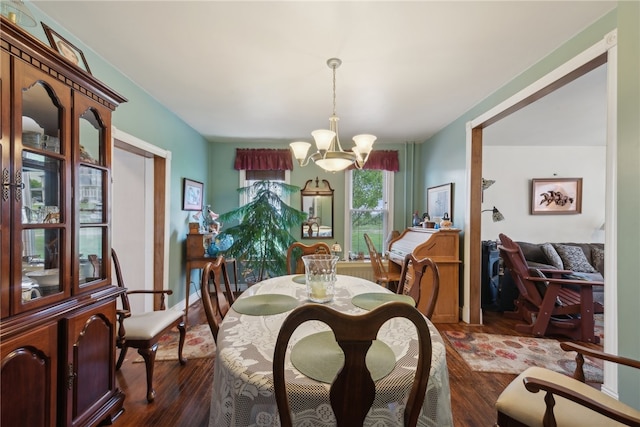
[497,241,605,311]
[515,241,604,280]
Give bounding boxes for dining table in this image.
[208,274,453,427]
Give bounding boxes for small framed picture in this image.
[182,178,204,211]
[531,178,582,215]
[427,183,453,222]
[41,23,92,74]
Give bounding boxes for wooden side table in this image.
[185,233,237,325]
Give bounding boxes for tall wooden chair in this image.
[496,341,640,426]
[397,253,441,320]
[286,242,331,274]
[273,302,432,427]
[497,233,604,343]
[112,248,186,403]
[200,256,235,342]
[364,233,401,289]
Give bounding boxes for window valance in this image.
[354,150,399,172]
[234,148,293,171]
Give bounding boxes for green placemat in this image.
[290,331,396,383]
[232,294,299,316]
[291,275,306,284]
[351,293,415,311]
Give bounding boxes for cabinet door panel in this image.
[13,61,72,314]
[0,323,58,427]
[73,94,112,296]
[62,299,117,427]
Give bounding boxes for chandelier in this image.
[290,58,376,172]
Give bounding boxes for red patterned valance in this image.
[357,150,399,172]
[234,148,293,171]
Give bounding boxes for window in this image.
[239,169,290,205]
[346,169,394,258]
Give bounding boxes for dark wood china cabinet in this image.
[1,17,127,426]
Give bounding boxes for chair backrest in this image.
[497,233,543,306]
[111,248,132,313]
[397,254,441,320]
[273,302,432,427]
[200,256,235,342]
[363,233,387,281]
[286,242,331,274]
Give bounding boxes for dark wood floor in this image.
[111,306,545,426]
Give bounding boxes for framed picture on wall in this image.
[182,178,204,211]
[427,183,452,222]
[531,177,582,215]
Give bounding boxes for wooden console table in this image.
[185,234,237,324]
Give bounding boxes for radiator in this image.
[336,261,377,282]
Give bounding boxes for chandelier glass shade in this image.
[290,58,376,172]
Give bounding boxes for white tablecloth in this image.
[209,274,453,427]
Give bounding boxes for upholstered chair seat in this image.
[121,310,185,340]
[497,366,640,426]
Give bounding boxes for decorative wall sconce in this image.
[481,178,495,202]
[482,206,505,222]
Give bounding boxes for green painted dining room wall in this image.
[418,5,640,408]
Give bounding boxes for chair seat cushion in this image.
[123,309,184,340]
[496,367,640,426]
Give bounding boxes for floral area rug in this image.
[129,324,216,363]
[443,329,604,383]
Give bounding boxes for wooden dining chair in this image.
[273,301,433,427]
[200,255,235,342]
[397,253,441,320]
[286,241,331,274]
[364,233,401,289]
[112,248,186,403]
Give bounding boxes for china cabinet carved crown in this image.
[1,17,127,426]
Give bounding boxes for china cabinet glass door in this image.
[73,95,111,294]
[14,62,71,313]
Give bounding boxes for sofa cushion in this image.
[592,246,605,275]
[553,244,597,273]
[540,243,564,269]
[516,242,549,265]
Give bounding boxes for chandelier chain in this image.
[332,62,337,117]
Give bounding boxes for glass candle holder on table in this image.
[301,254,339,303]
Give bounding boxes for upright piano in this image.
[387,227,461,323]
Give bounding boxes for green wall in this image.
[420,5,639,408]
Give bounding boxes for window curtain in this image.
[234,148,293,171]
[355,150,399,172]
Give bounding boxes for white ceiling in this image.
[30,1,614,146]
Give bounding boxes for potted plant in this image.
[218,180,307,283]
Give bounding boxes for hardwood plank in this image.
[113,304,595,426]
